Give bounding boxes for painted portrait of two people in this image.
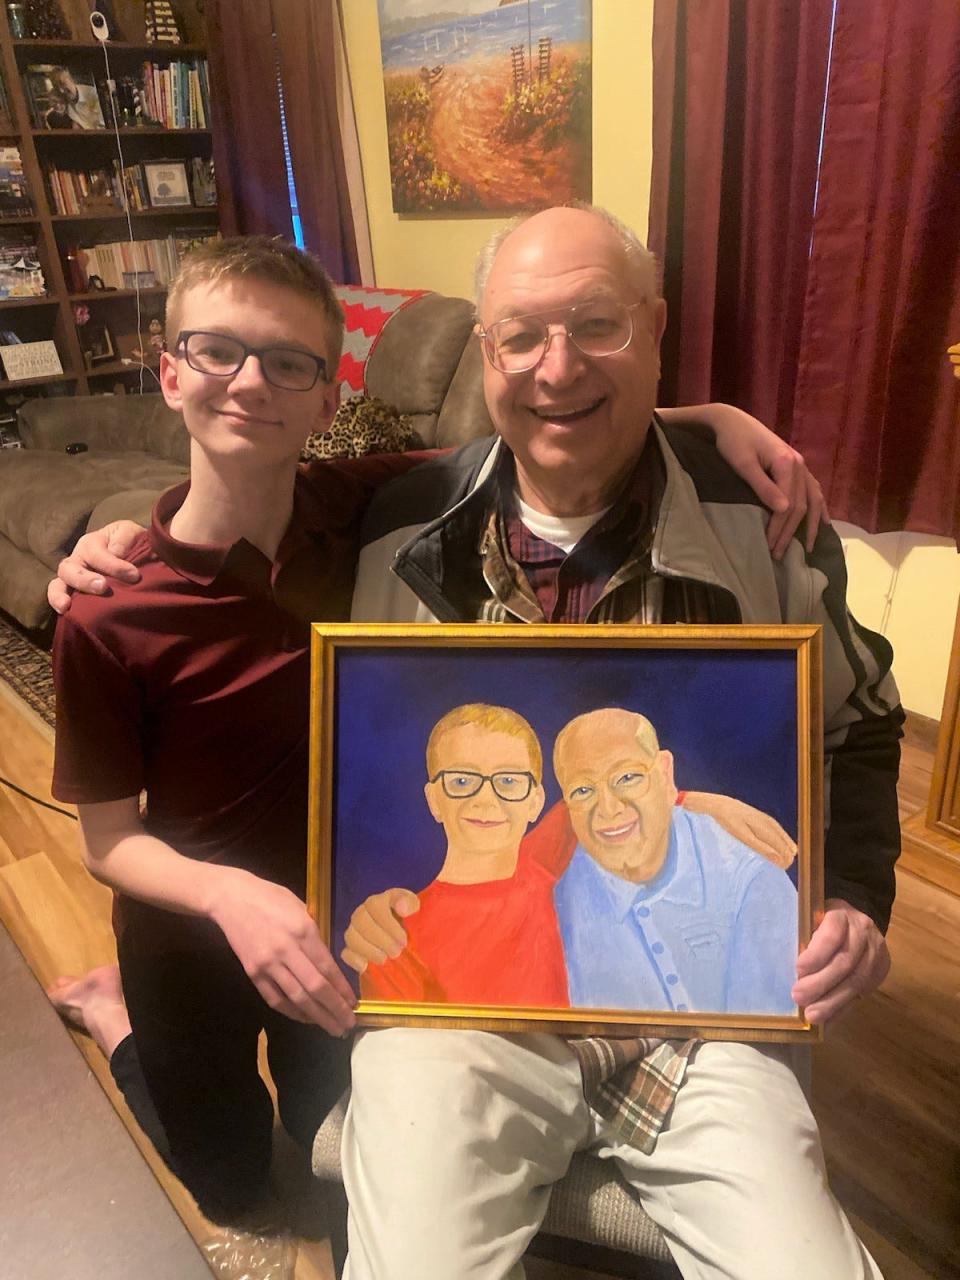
[318,632,814,1031]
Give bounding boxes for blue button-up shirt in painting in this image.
[554,809,798,1015]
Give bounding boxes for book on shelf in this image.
[0,148,34,217]
[0,235,46,297]
[0,65,11,129]
[72,231,219,291]
[23,65,106,131]
[189,156,217,208]
[44,160,151,215]
[140,59,210,129]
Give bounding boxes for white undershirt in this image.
[515,494,612,555]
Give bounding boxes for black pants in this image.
[116,915,351,1223]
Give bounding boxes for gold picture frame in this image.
[309,623,824,1044]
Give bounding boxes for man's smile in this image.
[528,396,606,424]
[594,817,640,842]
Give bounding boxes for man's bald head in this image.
[554,707,677,883]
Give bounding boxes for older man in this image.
[551,707,797,1014]
[343,206,899,1280]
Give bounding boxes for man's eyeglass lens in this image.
[483,302,637,373]
[179,331,325,391]
[433,770,535,801]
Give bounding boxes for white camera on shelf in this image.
[89,10,109,42]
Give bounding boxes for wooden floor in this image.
[0,681,957,1280]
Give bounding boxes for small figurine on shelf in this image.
[132,318,166,361]
[144,0,182,44]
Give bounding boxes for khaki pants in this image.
[342,1029,882,1280]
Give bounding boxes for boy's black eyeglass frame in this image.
[428,770,538,801]
[175,330,328,391]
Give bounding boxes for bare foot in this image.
[47,964,132,1059]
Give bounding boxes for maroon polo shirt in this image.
[52,455,423,926]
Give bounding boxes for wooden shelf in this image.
[0,213,39,223]
[0,371,75,390]
[12,40,206,55]
[32,128,212,138]
[52,207,217,222]
[86,358,160,379]
[0,295,58,308]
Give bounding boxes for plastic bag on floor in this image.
[201,1226,297,1280]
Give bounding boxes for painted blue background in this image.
[328,644,799,976]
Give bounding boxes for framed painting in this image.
[309,624,824,1043]
[377,0,591,213]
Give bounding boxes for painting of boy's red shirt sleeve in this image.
[521,799,577,879]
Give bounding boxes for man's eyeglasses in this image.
[476,300,644,374]
[430,770,537,802]
[175,330,328,392]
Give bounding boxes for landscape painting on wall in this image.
[377,0,592,213]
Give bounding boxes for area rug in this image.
[0,613,54,728]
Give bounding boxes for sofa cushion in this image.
[0,450,187,570]
[18,394,189,465]
[365,293,477,447]
[88,488,169,534]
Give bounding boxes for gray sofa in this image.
[0,289,494,632]
[0,396,189,630]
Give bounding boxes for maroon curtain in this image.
[649,0,834,428]
[790,0,960,540]
[272,0,361,284]
[206,0,293,238]
[205,0,360,283]
[650,0,960,542]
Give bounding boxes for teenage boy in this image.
[50,237,365,1224]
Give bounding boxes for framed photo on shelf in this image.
[79,321,116,367]
[121,270,158,289]
[308,623,824,1044]
[143,160,192,209]
[24,65,106,131]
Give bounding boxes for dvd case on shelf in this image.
[0,147,34,216]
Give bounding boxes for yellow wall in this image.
[836,525,960,721]
[341,0,654,299]
[340,1,959,720]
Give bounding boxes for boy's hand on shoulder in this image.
[211,868,357,1034]
[48,520,144,614]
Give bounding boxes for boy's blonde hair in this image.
[165,235,345,370]
[426,703,543,784]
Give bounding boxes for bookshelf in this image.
[0,0,220,408]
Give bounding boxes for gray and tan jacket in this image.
[352,419,904,931]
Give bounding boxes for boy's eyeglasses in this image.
[429,770,537,802]
[175,330,328,391]
[476,300,644,374]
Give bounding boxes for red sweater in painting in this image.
[360,847,570,1008]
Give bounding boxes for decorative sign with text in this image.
[0,339,63,381]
